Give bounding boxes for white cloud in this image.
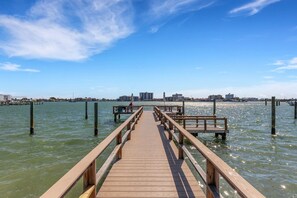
[230,0,281,16]
[0,62,39,72]
[263,76,274,79]
[273,57,297,71]
[150,0,215,18]
[0,0,134,61]
[272,60,285,66]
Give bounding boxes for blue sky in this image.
[0,0,297,99]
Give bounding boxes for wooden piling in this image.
[85,101,88,120]
[265,99,267,106]
[271,96,276,135]
[182,101,185,128]
[294,100,297,119]
[213,99,216,116]
[30,101,34,135]
[94,103,98,136]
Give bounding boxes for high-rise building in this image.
[139,92,153,101]
[225,93,234,100]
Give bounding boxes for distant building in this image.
[118,95,130,101]
[0,94,12,102]
[139,92,153,101]
[208,95,223,100]
[225,93,234,100]
[118,95,139,101]
[172,93,184,101]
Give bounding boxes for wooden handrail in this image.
[154,107,264,198]
[41,107,143,198]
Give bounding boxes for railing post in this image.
[178,131,184,159]
[132,117,136,130]
[224,118,228,131]
[204,120,207,131]
[127,122,131,140]
[206,160,219,198]
[117,130,122,159]
[169,122,173,140]
[83,161,96,198]
[164,117,167,130]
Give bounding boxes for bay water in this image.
[0,101,296,197]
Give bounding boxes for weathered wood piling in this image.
[94,103,98,136]
[30,101,34,135]
[294,100,297,119]
[182,101,185,128]
[85,101,88,120]
[265,99,267,106]
[213,99,216,115]
[271,96,276,135]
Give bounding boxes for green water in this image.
[0,101,296,197]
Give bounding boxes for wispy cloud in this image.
[150,0,215,18]
[146,0,214,34]
[0,0,134,61]
[0,62,39,72]
[229,0,281,16]
[273,57,297,71]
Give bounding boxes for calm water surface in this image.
[0,101,296,197]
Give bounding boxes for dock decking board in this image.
[97,111,204,198]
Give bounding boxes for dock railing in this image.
[112,105,141,114]
[170,115,227,129]
[154,106,264,198]
[156,105,183,113]
[41,107,143,198]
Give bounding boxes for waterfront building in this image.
[172,93,184,101]
[208,94,223,100]
[118,95,139,101]
[139,92,153,101]
[225,93,234,100]
[0,94,12,102]
[0,94,4,101]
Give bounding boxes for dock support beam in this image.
[271,96,276,135]
[94,103,98,136]
[30,101,34,135]
[85,101,88,120]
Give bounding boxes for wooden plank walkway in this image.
[97,111,205,198]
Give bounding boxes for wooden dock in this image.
[98,111,204,198]
[41,106,264,198]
